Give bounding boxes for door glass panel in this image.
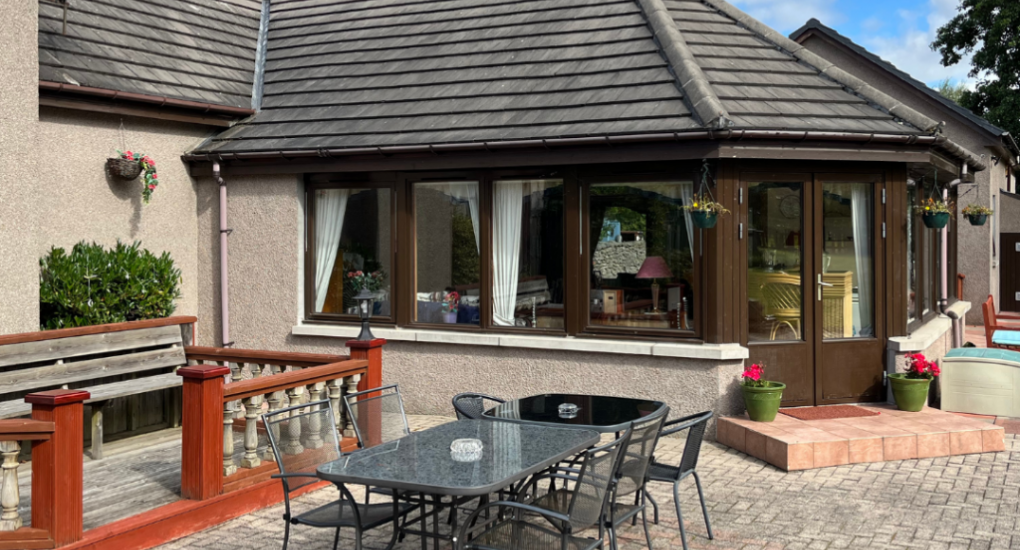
[821,183,874,338]
[747,182,804,342]
[907,184,918,323]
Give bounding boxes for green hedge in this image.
[40,241,182,330]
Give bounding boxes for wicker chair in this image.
[457,428,632,550]
[263,400,413,550]
[643,411,714,550]
[761,274,802,340]
[452,392,507,420]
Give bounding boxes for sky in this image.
[730,0,975,89]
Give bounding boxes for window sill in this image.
[889,300,971,352]
[291,324,748,361]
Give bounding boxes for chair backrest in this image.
[343,384,409,449]
[566,427,631,531]
[677,411,713,475]
[452,392,506,420]
[263,399,342,492]
[615,408,668,498]
[984,295,999,347]
[762,276,801,316]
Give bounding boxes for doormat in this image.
[780,405,881,421]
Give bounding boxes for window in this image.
[308,186,393,320]
[587,181,696,333]
[906,178,942,332]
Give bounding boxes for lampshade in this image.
[635,256,673,279]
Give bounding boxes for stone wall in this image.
[593,240,646,280]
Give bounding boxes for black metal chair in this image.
[605,408,668,550]
[343,384,410,449]
[457,427,632,550]
[263,399,413,550]
[452,392,506,420]
[643,411,714,550]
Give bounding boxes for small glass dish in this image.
[450,438,483,462]
[558,403,579,419]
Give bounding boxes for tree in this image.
[931,0,1020,138]
[934,78,968,104]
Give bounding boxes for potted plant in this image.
[106,151,160,203]
[961,204,993,226]
[888,353,940,412]
[442,291,460,323]
[346,269,385,313]
[915,198,953,229]
[740,363,785,422]
[682,193,731,229]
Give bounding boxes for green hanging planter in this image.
[888,373,931,412]
[741,382,785,422]
[966,213,988,226]
[921,212,950,229]
[691,211,718,229]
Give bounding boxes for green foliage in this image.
[934,78,968,104]
[451,212,479,287]
[39,241,182,330]
[961,204,994,216]
[931,0,1020,139]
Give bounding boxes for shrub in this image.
[40,241,182,330]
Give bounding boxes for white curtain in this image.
[314,188,350,312]
[446,182,480,253]
[680,182,695,262]
[851,184,874,336]
[492,181,524,326]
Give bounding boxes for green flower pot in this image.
[921,212,950,229]
[741,382,785,422]
[888,373,931,412]
[966,213,988,226]
[691,211,718,229]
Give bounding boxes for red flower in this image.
[123,151,134,159]
[148,184,156,190]
[151,173,158,179]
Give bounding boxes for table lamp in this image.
[636,256,673,313]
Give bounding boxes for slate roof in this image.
[194,0,930,155]
[38,0,261,109]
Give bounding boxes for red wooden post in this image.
[347,338,386,393]
[27,389,89,546]
[178,364,230,500]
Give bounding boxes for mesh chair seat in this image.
[295,500,415,530]
[469,520,600,550]
[647,463,681,482]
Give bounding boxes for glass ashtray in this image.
[450,438,483,462]
[558,403,579,419]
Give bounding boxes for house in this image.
[791,18,1020,319]
[0,0,994,423]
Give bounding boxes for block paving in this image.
[157,415,1020,550]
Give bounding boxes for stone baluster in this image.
[0,440,22,531]
[223,402,237,476]
[263,364,284,462]
[327,378,343,431]
[343,373,362,439]
[240,395,261,469]
[283,378,304,455]
[230,362,244,419]
[304,382,326,449]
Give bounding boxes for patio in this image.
[156,415,1020,550]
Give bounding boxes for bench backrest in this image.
[0,317,195,402]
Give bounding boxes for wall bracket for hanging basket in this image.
[106,158,142,180]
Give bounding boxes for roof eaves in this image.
[636,0,732,129]
[701,0,942,134]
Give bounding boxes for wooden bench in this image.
[0,316,197,459]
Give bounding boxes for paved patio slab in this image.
[718,404,1005,471]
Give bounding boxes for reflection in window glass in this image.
[747,182,803,342]
[588,182,695,331]
[414,182,480,325]
[312,188,392,317]
[822,183,874,338]
[492,180,564,329]
[907,184,917,323]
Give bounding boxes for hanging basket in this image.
[106,158,142,180]
[966,213,988,226]
[921,212,950,229]
[691,211,718,229]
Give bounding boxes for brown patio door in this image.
[744,173,885,406]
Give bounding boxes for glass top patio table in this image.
[483,393,667,433]
[317,419,599,496]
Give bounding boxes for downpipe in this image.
[940,164,965,349]
[214,162,233,347]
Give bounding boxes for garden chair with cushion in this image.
[983,295,1020,350]
[452,392,507,420]
[457,427,632,550]
[643,411,714,550]
[263,400,414,550]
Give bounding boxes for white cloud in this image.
[861,0,975,88]
[729,0,843,33]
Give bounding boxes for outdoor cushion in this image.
[992,330,1020,347]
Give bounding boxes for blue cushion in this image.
[946,346,1020,362]
[991,330,1020,347]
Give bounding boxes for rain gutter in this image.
[39,81,256,117]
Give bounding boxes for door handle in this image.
[817,273,833,301]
